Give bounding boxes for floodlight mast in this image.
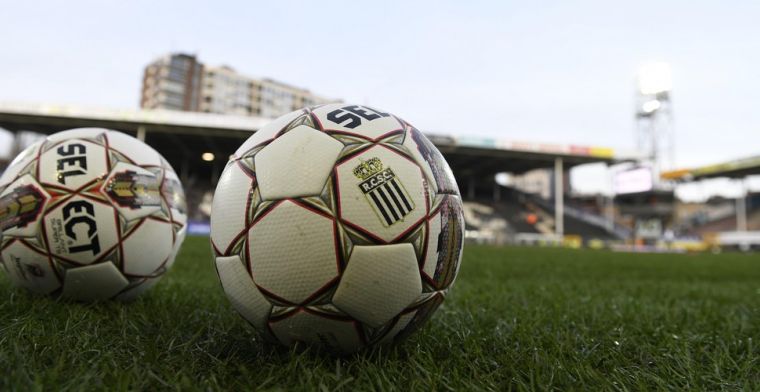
[635,62,674,185]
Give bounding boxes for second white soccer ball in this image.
[0,128,187,301]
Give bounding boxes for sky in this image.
[1,0,759,200]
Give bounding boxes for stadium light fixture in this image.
[637,62,672,95]
[641,99,661,114]
[202,152,215,162]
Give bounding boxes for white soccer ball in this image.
[0,128,187,301]
[211,104,464,353]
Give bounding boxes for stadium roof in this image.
[0,101,268,137]
[0,102,636,179]
[434,136,630,176]
[661,155,760,181]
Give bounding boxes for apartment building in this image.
[140,53,203,111]
[141,53,334,118]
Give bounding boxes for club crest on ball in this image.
[353,157,415,227]
[0,185,46,231]
[104,170,162,209]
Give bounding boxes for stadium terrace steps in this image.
[491,187,621,241]
[690,208,760,235]
[488,200,541,234]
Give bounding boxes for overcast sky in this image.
[1,1,759,199]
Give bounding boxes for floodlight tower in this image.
[635,62,674,184]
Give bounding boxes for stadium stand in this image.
[518,190,622,240]
[461,202,511,244]
[681,193,760,235]
[458,184,622,245]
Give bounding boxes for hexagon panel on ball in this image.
[255,125,343,201]
[333,243,422,328]
[247,200,339,305]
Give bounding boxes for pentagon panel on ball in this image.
[0,128,187,301]
[211,104,465,354]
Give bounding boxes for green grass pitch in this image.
[1,236,758,391]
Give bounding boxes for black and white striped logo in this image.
[358,168,415,227]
